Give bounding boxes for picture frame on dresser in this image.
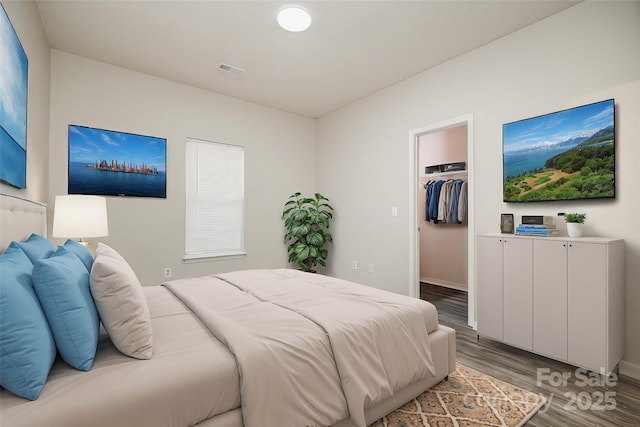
[500,213,514,234]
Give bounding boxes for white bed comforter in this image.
[164,269,435,427]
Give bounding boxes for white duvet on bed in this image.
[165,269,436,427]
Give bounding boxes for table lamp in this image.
[52,195,108,245]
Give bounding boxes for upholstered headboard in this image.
[0,194,47,252]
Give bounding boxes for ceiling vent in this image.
[218,63,245,76]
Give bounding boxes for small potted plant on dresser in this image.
[564,213,586,237]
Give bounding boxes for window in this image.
[185,138,245,259]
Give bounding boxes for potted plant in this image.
[564,213,586,238]
[282,192,334,272]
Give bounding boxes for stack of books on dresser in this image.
[515,223,560,237]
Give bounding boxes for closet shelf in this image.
[421,170,467,179]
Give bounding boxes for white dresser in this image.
[477,233,624,373]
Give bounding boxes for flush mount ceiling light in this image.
[277,6,312,32]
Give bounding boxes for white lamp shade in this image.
[52,195,109,239]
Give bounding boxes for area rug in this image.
[369,364,546,427]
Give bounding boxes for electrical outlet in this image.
[367,263,373,273]
[352,260,358,270]
[164,267,172,278]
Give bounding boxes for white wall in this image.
[317,2,640,370]
[0,1,50,204]
[48,50,317,285]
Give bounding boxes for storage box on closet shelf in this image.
[425,162,466,175]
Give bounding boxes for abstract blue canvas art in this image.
[0,5,28,189]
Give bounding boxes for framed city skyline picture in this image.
[68,125,167,198]
[0,5,28,189]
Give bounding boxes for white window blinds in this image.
[185,138,245,259]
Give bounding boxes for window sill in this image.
[183,251,247,263]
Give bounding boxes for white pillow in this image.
[90,243,153,359]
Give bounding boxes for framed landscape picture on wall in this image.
[68,125,167,198]
[503,99,615,203]
[0,5,28,189]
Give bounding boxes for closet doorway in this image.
[408,115,475,328]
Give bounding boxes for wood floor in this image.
[420,282,640,426]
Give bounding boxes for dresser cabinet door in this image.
[533,239,568,361]
[503,238,533,350]
[567,242,606,372]
[477,236,504,341]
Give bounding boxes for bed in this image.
[0,194,456,427]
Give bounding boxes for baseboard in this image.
[420,277,468,292]
[619,360,640,382]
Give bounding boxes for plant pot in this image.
[566,222,583,238]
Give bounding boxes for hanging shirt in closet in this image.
[448,179,464,224]
[424,181,432,221]
[427,180,444,223]
[437,180,455,223]
[458,181,468,223]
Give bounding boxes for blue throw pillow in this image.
[13,233,56,264]
[63,239,94,272]
[0,245,56,400]
[32,246,99,371]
